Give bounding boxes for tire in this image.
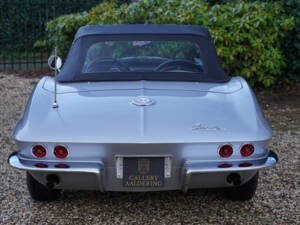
[225,172,259,201]
[26,172,61,201]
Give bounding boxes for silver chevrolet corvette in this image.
[8,24,278,201]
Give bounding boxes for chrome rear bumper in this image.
[182,151,278,192]
[8,152,104,191]
[8,151,278,192]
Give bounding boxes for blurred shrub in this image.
[41,0,294,87]
[281,0,300,81]
[205,0,300,82]
[0,0,111,51]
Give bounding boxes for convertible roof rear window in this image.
[57,25,229,83]
[81,40,204,74]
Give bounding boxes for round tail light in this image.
[54,146,68,158]
[219,145,233,158]
[240,144,254,157]
[32,145,46,158]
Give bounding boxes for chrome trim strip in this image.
[8,154,104,192]
[182,151,278,192]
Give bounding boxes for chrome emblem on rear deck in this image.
[131,96,154,106]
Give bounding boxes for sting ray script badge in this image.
[192,123,225,131]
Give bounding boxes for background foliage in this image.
[0,0,130,51]
[204,0,300,82]
[41,0,294,87]
[280,0,300,81]
[0,0,130,70]
[0,0,97,51]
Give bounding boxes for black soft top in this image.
[74,24,211,41]
[58,24,229,83]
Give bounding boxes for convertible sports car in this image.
[8,24,278,201]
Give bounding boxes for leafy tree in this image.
[39,0,294,87]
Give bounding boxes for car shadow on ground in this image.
[24,188,255,224]
[61,188,226,203]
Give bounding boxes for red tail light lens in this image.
[54,146,68,158]
[32,145,46,158]
[240,144,254,157]
[34,163,48,168]
[218,163,232,168]
[55,163,69,168]
[219,145,233,158]
[239,162,252,167]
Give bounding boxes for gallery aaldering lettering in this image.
[125,175,163,187]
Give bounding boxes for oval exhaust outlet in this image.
[226,173,241,186]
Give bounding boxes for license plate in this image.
[123,157,164,187]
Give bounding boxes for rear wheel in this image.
[225,172,259,201]
[26,172,61,201]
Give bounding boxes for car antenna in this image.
[52,47,59,108]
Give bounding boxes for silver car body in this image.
[9,25,277,192]
[9,75,277,192]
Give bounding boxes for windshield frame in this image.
[58,34,229,83]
